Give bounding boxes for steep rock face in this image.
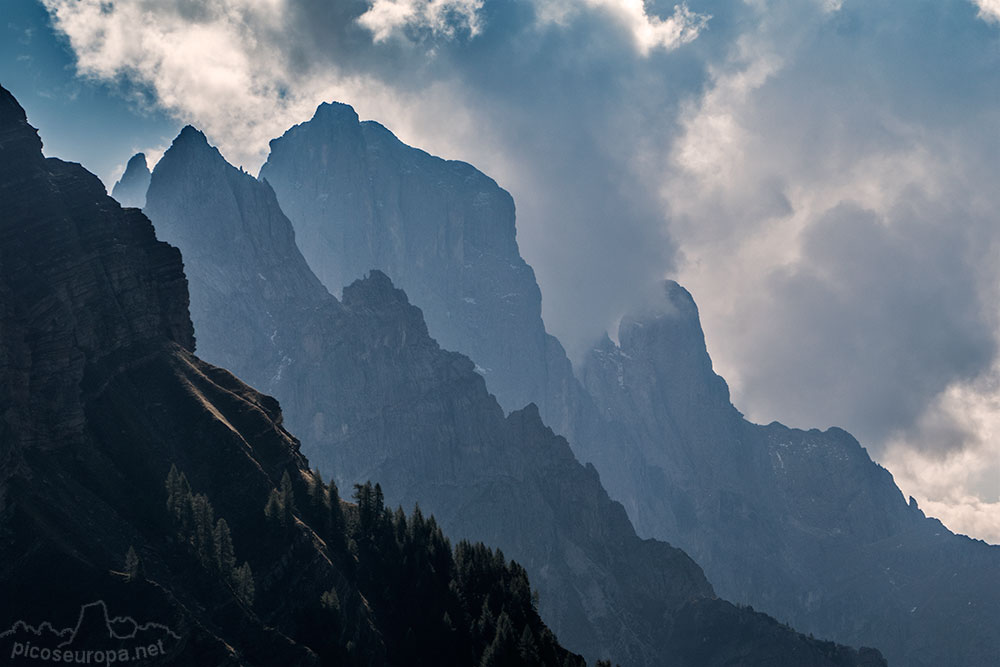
[144,127,329,385]
[310,274,719,666]
[258,102,587,433]
[0,84,363,664]
[0,93,192,454]
[0,85,584,667]
[145,126,704,663]
[111,152,151,208]
[580,280,1000,667]
[143,130,884,666]
[315,276,883,667]
[240,101,988,665]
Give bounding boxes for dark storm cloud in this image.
[744,199,996,449]
[667,0,1000,443]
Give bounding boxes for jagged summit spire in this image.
[125,152,148,169]
[154,125,226,175]
[111,152,151,208]
[175,124,209,144]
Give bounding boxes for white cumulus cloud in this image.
[974,0,1000,22]
[535,1,710,54]
[358,0,485,42]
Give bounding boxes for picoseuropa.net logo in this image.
[1,601,181,664]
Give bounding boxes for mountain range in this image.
[136,120,885,665]
[167,99,998,666]
[0,82,585,667]
[1,81,891,666]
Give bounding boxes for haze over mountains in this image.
[134,117,888,666]
[109,98,1000,666]
[3,0,998,663]
[254,100,999,667]
[0,75,895,667]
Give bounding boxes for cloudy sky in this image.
[2,0,998,543]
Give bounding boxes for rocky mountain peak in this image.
[260,101,580,424]
[143,124,328,385]
[263,100,362,160]
[580,274,1000,667]
[111,152,151,208]
[159,125,223,167]
[619,280,705,349]
[125,151,148,169]
[312,100,360,125]
[509,401,544,427]
[612,279,733,411]
[148,124,309,266]
[174,123,210,146]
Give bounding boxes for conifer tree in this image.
[192,493,215,565]
[480,611,516,667]
[477,597,496,641]
[320,586,340,613]
[165,465,193,527]
[264,488,284,526]
[124,546,140,581]
[214,518,236,575]
[280,470,296,523]
[354,482,387,538]
[234,562,255,605]
[518,625,539,663]
[328,479,346,546]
